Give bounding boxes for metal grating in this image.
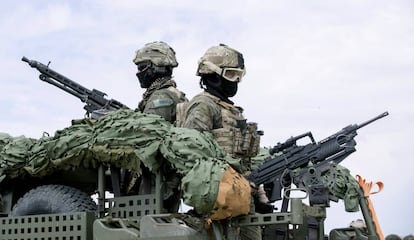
[0,212,95,240]
[231,212,294,227]
[107,194,161,219]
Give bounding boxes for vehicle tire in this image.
[9,184,97,216]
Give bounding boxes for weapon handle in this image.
[269,132,315,155]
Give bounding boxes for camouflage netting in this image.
[324,164,361,212]
[0,109,360,215]
[160,127,228,212]
[0,109,246,215]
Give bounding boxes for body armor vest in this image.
[177,92,261,171]
[209,95,261,169]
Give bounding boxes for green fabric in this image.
[160,127,227,173]
[25,121,94,176]
[250,147,270,171]
[0,109,362,215]
[181,159,225,213]
[0,109,235,214]
[0,135,35,178]
[159,127,233,211]
[324,164,361,212]
[92,109,170,172]
[0,133,13,152]
[0,109,170,178]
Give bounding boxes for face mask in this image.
[136,71,154,88]
[135,61,154,88]
[221,78,238,97]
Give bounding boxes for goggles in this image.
[202,60,245,82]
[221,67,246,82]
[136,61,151,73]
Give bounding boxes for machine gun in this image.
[22,56,129,118]
[248,111,389,204]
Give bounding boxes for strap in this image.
[356,174,385,240]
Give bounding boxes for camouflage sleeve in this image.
[183,100,220,132]
[143,90,176,123]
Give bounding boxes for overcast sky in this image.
[1,0,413,236]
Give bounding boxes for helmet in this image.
[403,235,414,240]
[386,235,402,240]
[133,41,178,67]
[197,44,246,82]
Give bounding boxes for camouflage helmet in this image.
[133,41,178,67]
[197,44,246,82]
[403,235,414,240]
[386,234,402,240]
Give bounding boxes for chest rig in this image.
[210,96,261,168]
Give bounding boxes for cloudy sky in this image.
[1,0,413,236]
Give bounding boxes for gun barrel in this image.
[21,56,29,63]
[21,56,40,68]
[22,55,129,116]
[358,111,389,129]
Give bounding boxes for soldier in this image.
[181,44,262,240]
[132,41,188,212]
[133,41,188,124]
[181,43,260,173]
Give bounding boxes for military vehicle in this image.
[0,57,388,240]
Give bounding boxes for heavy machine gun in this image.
[248,111,389,204]
[22,56,129,118]
[247,112,389,240]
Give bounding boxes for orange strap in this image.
[356,175,384,240]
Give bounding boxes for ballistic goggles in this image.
[202,60,245,82]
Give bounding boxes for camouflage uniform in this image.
[138,76,187,124]
[182,44,261,240]
[183,91,260,172]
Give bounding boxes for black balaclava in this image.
[201,74,238,104]
[136,63,172,88]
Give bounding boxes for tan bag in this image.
[210,166,251,220]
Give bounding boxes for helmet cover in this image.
[197,44,245,82]
[133,41,178,67]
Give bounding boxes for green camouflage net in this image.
[160,127,230,212]
[324,164,361,212]
[0,109,239,214]
[25,120,94,176]
[251,147,270,170]
[0,133,36,179]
